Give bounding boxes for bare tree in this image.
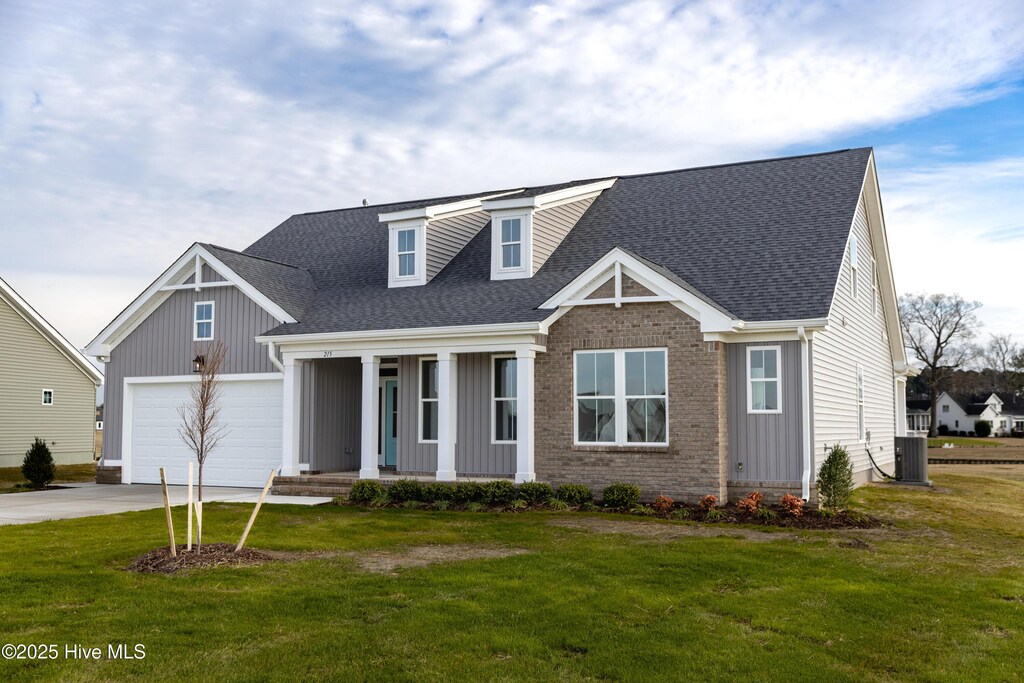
[981,333,1022,393]
[178,340,227,552]
[899,293,983,436]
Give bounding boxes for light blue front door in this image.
[384,379,398,467]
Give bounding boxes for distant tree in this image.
[899,293,983,437]
[981,333,1022,394]
[974,420,992,438]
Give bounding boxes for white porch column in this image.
[895,378,908,437]
[281,357,302,476]
[436,351,458,481]
[359,354,380,479]
[515,348,536,483]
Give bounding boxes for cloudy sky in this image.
[1,0,1022,356]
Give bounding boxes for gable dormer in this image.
[483,179,616,280]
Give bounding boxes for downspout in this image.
[799,326,812,501]
[267,341,285,373]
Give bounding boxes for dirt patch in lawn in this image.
[343,544,529,574]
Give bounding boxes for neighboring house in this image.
[87,148,914,502]
[906,399,931,434]
[1,277,103,467]
[932,392,1024,436]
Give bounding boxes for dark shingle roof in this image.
[243,148,873,336]
[201,244,316,320]
[906,399,931,412]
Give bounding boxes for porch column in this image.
[281,357,302,476]
[359,354,380,479]
[436,351,457,481]
[515,348,536,483]
[895,378,907,437]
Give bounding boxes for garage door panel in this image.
[129,379,282,487]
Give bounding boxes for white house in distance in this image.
[928,391,1024,436]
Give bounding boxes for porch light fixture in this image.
[192,355,205,373]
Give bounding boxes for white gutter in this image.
[799,326,812,500]
[266,341,285,373]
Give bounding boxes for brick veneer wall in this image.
[535,301,728,502]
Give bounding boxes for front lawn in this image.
[1,469,1022,681]
[0,463,96,494]
[927,436,1004,448]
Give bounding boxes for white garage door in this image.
[128,379,282,487]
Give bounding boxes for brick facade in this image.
[535,300,728,502]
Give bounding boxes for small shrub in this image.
[652,495,674,513]
[370,492,390,508]
[401,500,423,509]
[21,437,56,489]
[579,501,599,512]
[602,482,641,509]
[937,424,949,435]
[817,444,854,511]
[974,420,991,438]
[699,494,718,511]
[432,500,451,511]
[779,493,805,517]
[546,498,570,511]
[349,479,386,504]
[630,504,655,516]
[452,482,485,504]
[422,482,455,503]
[482,479,517,505]
[466,501,485,512]
[517,481,554,504]
[736,491,763,513]
[704,508,726,522]
[671,508,692,520]
[510,499,528,511]
[388,479,423,503]
[817,507,836,519]
[556,483,593,506]
[754,507,778,522]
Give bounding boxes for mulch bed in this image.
[695,508,881,529]
[127,543,274,574]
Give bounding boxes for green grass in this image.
[0,463,96,494]
[1,472,1023,682]
[927,436,1004,448]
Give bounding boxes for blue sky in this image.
[1,0,1022,350]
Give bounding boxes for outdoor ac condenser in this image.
[894,436,931,485]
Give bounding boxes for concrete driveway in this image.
[0,483,332,526]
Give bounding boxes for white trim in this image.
[491,354,517,445]
[359,355,381,479]
[41,389,54,406]
[572,348,669,447]
[514,347,535,483]
[193,300,215,341]
[491,213,530,279]
[799,327,812,500]
[746,345,782,414]
[849,234,859,301]
[856,364,866,442]
[282,359,302,476]
[377,191,522,223]
[418,356,439,444]
[480,179,617,211]
[388,221,427,287]
[126,372,282,384]
[0,276,103,385]
[258,321,544,345]
[435,352,457,481]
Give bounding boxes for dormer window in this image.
[489,211,532,280]
[387,221,426,287]
[500,217,524,270]
[397,228,417,277]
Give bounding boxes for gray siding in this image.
[396,353,515,476]
[532,196,596,273]
[103,285,280,462]
[426,210,489,281]
[726,341,804,482]
[300,358,361,471]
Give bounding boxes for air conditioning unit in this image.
[894,436,931,485]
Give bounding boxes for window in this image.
[942,404,949,413]
[397,228,416,278]
[574,349,667,446]
[96,421,103,431]
[41,389,53,406]
[499,218,522,270]
[747,346,781,413]
[419,358,438,442]
[493,356,517,443]
[857,365,865,441]
[194,301,214,340]
[850,235,859,300]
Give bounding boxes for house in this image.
[1,277,104,467]
[931,391,1024,436]
[906,399,931,435]
[86,148,914,502]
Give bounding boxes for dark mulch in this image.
[127,543,274,574]
[705,508,881,529]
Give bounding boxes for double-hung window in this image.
[499,217,523,270]
[194,301,214,341]
[850,235,859,300]
[856,365,866,441]
[574,349,667,446]
[41,389,54,406]
[419,358,438,442]
[747,346,781,413]
[493,356,517,443]
[397,228,417,278]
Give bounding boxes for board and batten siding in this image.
[103,283,280,463]
[425,211,490,281]
[396,353,515,476]
[299,358,361,471]
[0,296,97,466]
[532,196,596,273]
[811,194,896,477]
[726,341,804,482]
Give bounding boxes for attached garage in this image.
[124,377,282,487]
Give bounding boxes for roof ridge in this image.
[617,148,872,180]
[202,243,308,271]
[289,188,519,217]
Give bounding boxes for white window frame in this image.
[396,228,417,279]
[388,220,427,287]
[418,356,438,444]
[572,348,669,447]
[96,421,103,431]
[490,210,532,280]
[193,301,214,341]
[491,354,517,445]
[850,235,859,301]
[746,346,782,414]
[41,389,54,406]
[497,216,525,273]
[857,365,866,442]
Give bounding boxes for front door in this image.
[383,379,398,467]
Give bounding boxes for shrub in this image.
[602,482,641,509]
[370,492,390,508]
[422,482,455,503]
[699,494,718,511]
[937,424,949,436]
[579,501,599,512]
[652,495,674,513]
[817,444,855,511]
[547,498,570,511]
[349,479,386,504]
[556,483,593,506]
[432,500,451,511]
[704,508,726,522]
[630,504,655,516]
[754,507,778,522]
[974,420,992,438]
[21,438,56,489]
[466,501,485,512]
[516,481,554,504]
[510,499,528,511]
[482,479,517,505]
[388,479,424,503]
[451,482,485,504]
[736,491,763,513]
[671,508,691,520]
[401,500,423,509]
[779,493,805,517]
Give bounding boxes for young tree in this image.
[899,293,983,436]
[22,437,56,489]
[178,341,227,552]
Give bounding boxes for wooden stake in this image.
[236,470,276,552]
[187,462,194,551]
[159,467,176,557]
[195,500,203,553]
